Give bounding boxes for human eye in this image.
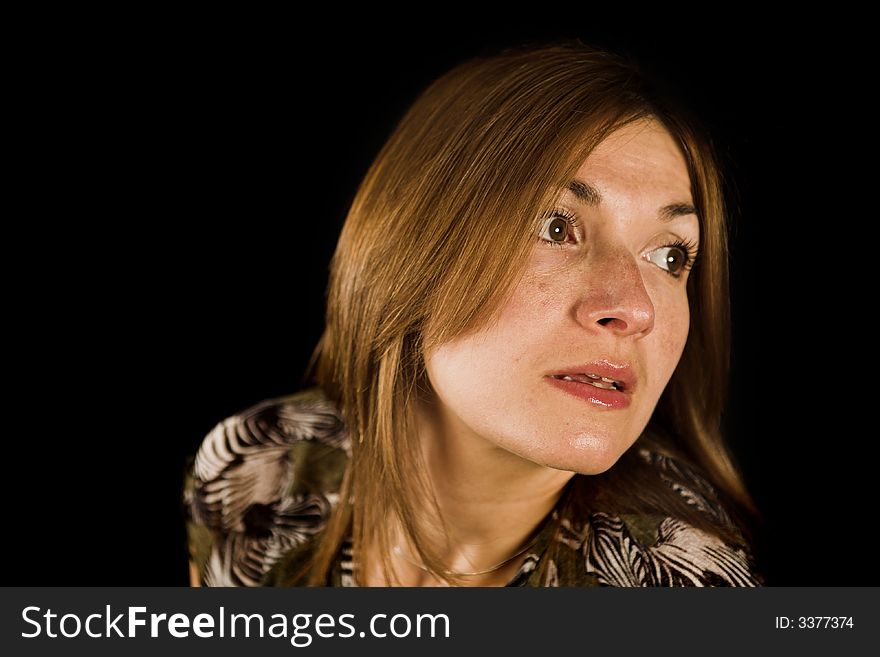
[538,208,580,248]
[645,238,699,278]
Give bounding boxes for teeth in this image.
[554,374,621,390]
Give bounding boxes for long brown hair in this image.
[294,38,758,586]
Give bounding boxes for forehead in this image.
[573,119,692,201]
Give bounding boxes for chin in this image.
[513,435,627,476]
[568,456,623,476]
[560,432,629,475]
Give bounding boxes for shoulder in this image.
[547,448,763,587]
[182,386,349,586]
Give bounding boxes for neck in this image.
[404,396,574,581]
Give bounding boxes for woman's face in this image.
[423,118,700,474]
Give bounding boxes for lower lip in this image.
[545,376,631,409]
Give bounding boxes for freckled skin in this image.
[423,118,698,477]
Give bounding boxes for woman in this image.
[183,38,763,587]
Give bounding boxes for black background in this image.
[7,15,869,586]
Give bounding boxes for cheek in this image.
[441,279,550,368]
[653,292,691,380]
[422,282,548,417]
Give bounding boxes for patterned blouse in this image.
[182,386,762,587]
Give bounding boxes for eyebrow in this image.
[566,179,697,223]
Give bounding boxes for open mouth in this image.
[549,373,624,392]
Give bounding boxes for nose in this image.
[573,248,655,338]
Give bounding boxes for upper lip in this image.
[545,359,637,393]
